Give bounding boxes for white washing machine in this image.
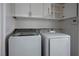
[41,32,70,56]
[9,32,41,56]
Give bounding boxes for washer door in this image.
[9,36,41,56]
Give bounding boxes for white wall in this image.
[15,18,61,29]
[61,18,78,56]
[1,3,15,56]
[5,4,15,36]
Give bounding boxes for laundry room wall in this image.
[15,18,61,29]
[5,4,15,36]
[1,3,15,56]
[61,17,78,56]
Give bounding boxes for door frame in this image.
[0,3,3,56]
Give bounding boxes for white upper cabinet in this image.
[14,3,43,17]
[15,3,29,16]
[43,3,51,17]
[51,3,64,19]
[43,3,64,19]
[31,3,43,17]
[14,3,77,19]
[43,3,77,19]
[63,3,77,18]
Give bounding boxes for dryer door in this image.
[50,37,70,56]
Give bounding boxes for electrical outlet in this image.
[72,19,77,25]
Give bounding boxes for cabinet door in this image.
[43,3,64,19]
[64,3,77,18]
[54,3,64,19]
[43,3,51,17]
[50,38,70,56]
[31,3,43,17]
[15,3,29,16]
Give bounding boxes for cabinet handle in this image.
[29,12,32,16]
[48,8,49,15]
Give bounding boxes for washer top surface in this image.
[10,32,41,39]
[41,32,70,38]
[12,32,40,36]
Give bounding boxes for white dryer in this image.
[41,32,70,56]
